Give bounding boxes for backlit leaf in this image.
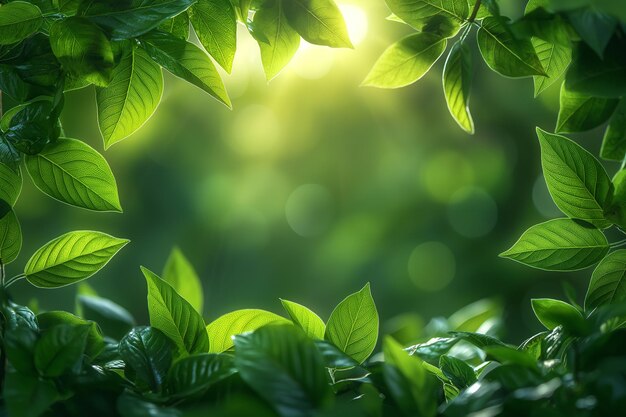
[283,0,352,48]
[162,247,203,314]
[586,250,626,310]
[556,83,618,133]
[188,0,237,73]
[281,299,326,339]
[384,0,469,38]
[443,38,474,134]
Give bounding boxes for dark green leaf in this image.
[0,209,22,264]
[439,355,476,389]
[567,8,617,57]
[0,1,43,45]
[4,372,59,417]
[37,310,105,360]
[283,0,352,48]
[531,298,586,333]
[585,250,626,310]
[78,294,135,340]
[5,99,60,155]
[189,0,237,73]
[443,38,474,133]
[167,353,236,397]
[557,84,618,133]
[34,323,90,376]
[600,99,626,161]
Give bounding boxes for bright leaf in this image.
[24,231,129,288]
[280,299,326,339]
[385,0,469,38]
[585,250,626,311]
[443,38,474,134]
[500,219,609,271]
[188,0,237,73]
[162,247,204,314]
[531,298,586,333]
[0,210,22,264]
[325,282,379,364]
[532,37,571,97]
[283,0,352,48]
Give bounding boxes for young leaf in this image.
[188,0,237,73]
[362,33,447,88]
[439,355,477,389]
[280,299,326,339]
[443,39,474,134]
[97,45,163,148]
[142,266,209,356]
[0,163,22,206]
[25,138,122,212]
[119,326,174,392]
[477,17,546,78]
[325,282,379,364]
[252,1,300,81]
[531,298,585,332]
[556,84,619,133]
[234,324,332,416]
[34,324,90,377]
[500,219,609,271]
[206,309,290,353]
[384,0,469,38]
[49,17,114,87]
[283,0,352,48]
[79,0,195,39]
[0,210,22,264]
[536,128,613,227]
[585,250,626,311]
[601,99,626,161]
[140,30,230,108]
[162,247,204,314]
[25,231,129,288]
[0,1,43,46]
[167,353,236,397]
[531,37,571,97]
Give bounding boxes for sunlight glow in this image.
[339,4,369,46]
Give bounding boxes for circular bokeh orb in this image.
[447,186,498,238]
[285,184,334,237]
[408,242,456,292]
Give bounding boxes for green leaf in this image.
[0,163,21,207]
[167,353,236,397]
[0,209,22,264]
[362,33,447,88]
[24,230,129,288]
[600,99,626,161]
[25,138,122,212]
[384,0,469,38]
[0,1,43,46]
[477,17,546,78]
[536,128,613,227]
[159,11,190,39]
[531,298,585,332]
[532,37,571,96]
[483,345,538,369]
[383,336,438,417]
[188,0,237,73]
[443,38,474,134]
[79,0,195,39]
[283,0,352,48]
[97,45,163,148]
[206,308,290,353]
[565,38,626,99]
[119,326,174,392]
[35,324,90,376]
[585,250,626,310]
[439,355,477,389]
[234,324,332,416]
[500,219,609,271]
[324,282,378,364]
[280,299,326,339]
[140,30,230,108]
[252,0,300,81]
[4,372,59,417]
[449,331,506,349]
[5,99,60,155]
[77,294,135,340]
[37,310,105,360]
[567,8,617,57]
[556,83,619,133]
[49,17,114,87]
[161,247,203,314]
[142,266,209,356]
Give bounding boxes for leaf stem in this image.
[4,274,25,288]
[468,0,482,23]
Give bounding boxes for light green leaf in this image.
[142,267,209,356]
[49,17,114,87]
[0,1,43,46]
[477,17,546,78]
[0,163,21,206]
[234,324,332,416]
[0,210,22,264]
[443,38,474,134]
[159,11,190,40]
[283,0,352,48]
[34,324,90,377]
[531,298,585,332]
[556,83,619,133]
[25,231,129,288]
[206,308,290,353]
[325,282,378,364]
[253,1,300,81]
[167,353,236,397]
[97,45,163,148]
[601,99,626,161]
[140,30,230,107]
[585,250,626,310]
[536,128,613,227]
[362,33,447,88]
[119,326,174,391]
[162,247,203,314]
[500,218,609,271]
[25,138,122,212]
[188,0,237,73]
[532,37,571,97]
[384,0,469,38]
[280,299,326,339]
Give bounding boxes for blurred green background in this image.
[9,0,619,343]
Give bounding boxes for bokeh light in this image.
[408,242,456,292]
[447,187,498,238]
[285,184,334,237]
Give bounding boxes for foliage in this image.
[1,0,626,416]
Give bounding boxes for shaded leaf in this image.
[34,324,90,376]
[557,83,618,133]
[586,250,626,310]
[0,1,43,45]
[167,353,236,397]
